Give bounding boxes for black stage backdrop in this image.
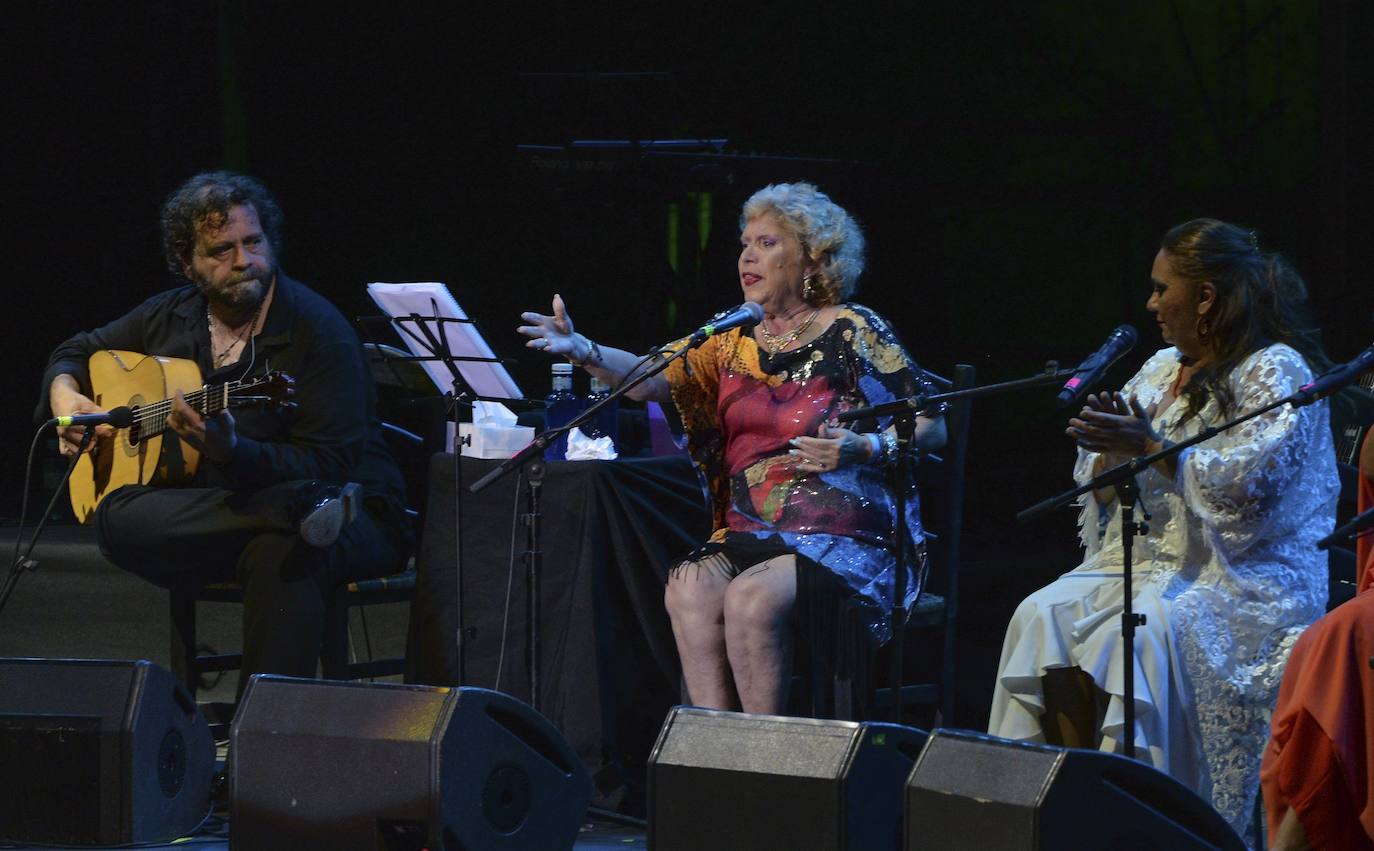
[5,1,1374,731]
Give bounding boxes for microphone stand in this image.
[1318,503,1374,550]
[838,363,1073,722]
[840,366,1077,422]
[469,341,697,710]
[0,427,93,624]
[1016,388,1309,760]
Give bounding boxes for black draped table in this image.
[405,453,711,810]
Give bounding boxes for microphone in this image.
[1317,503,1374,550]
[1290,344,1374,407]
[49,406,135,429]
[689,302,765,347]
[1057,325,1140,408]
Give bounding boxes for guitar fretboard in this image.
[130,382,237,437]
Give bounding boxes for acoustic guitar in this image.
[68,350,293,523]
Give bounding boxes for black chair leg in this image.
[319,590,351,680]
[169,587,199,697]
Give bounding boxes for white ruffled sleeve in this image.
[1175,345,1320,557]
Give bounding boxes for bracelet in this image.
[586,339,602,367]
[568,335,601,368]
[867,431,899,465]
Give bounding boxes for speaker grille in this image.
[914,733,1061,805]
[653,710,859,778]
[650,708,925,851]
[0,716,103,844]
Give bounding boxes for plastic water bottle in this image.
[543,363,581,460]
[583,376,619,447]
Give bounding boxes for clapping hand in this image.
[1066,391,1162,463]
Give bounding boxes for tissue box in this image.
[451,422,535,459]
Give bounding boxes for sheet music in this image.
[366,282,522,399]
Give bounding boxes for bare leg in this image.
[1041,666,1102,749]
[665,554,738,709]
[723,556,798,714]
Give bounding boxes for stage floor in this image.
[0,818,647,849]
[0,523,644,850]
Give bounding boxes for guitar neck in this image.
[131,383,235,437]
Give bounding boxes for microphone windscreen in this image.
[106,406,135,428]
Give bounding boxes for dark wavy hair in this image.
[160,171,284,280]
[1162,218,1330,421]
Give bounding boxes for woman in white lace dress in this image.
[989,218,1338,838]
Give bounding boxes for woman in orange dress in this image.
[1261,428,1374,850]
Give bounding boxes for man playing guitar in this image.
[38,171,411,695]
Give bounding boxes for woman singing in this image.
[518,182,945,715]
[989,218,1338,839]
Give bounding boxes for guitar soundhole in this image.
[123,397,144,457]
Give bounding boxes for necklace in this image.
[208,297,265,368]
[759,309,821,354]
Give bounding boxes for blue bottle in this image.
[543,362,581,460]
[583,376,619,447]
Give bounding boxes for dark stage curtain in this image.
[405,453,711,810]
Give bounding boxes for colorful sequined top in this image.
[664,304,943,641]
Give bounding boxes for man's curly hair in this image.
[160,171,284,280]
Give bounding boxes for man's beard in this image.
[195,269,273,313]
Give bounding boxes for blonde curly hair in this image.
[740,182,865,304]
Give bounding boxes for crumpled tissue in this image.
[564,426,617,460]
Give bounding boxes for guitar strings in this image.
[129,380,247,437]
[126,333,264,437]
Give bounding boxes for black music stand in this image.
[357,298,523,685]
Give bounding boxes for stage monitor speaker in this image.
[230,675,593,850]
[904,729,1245,850]
[0,657,214,846]
[647,706,927,850]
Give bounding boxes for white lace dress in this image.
[989,343,1337,837]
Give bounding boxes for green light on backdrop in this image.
[696,192,712,252]
[666,202,681,274]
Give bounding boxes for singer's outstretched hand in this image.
[517,294,581,359]
[1066,391,1163,461]
[515,294,673,404]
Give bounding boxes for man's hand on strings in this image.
[50,381,111,457]
[168,392,237,462]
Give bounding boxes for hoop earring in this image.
[1195,314,1212,344]
[802,274,827,305]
